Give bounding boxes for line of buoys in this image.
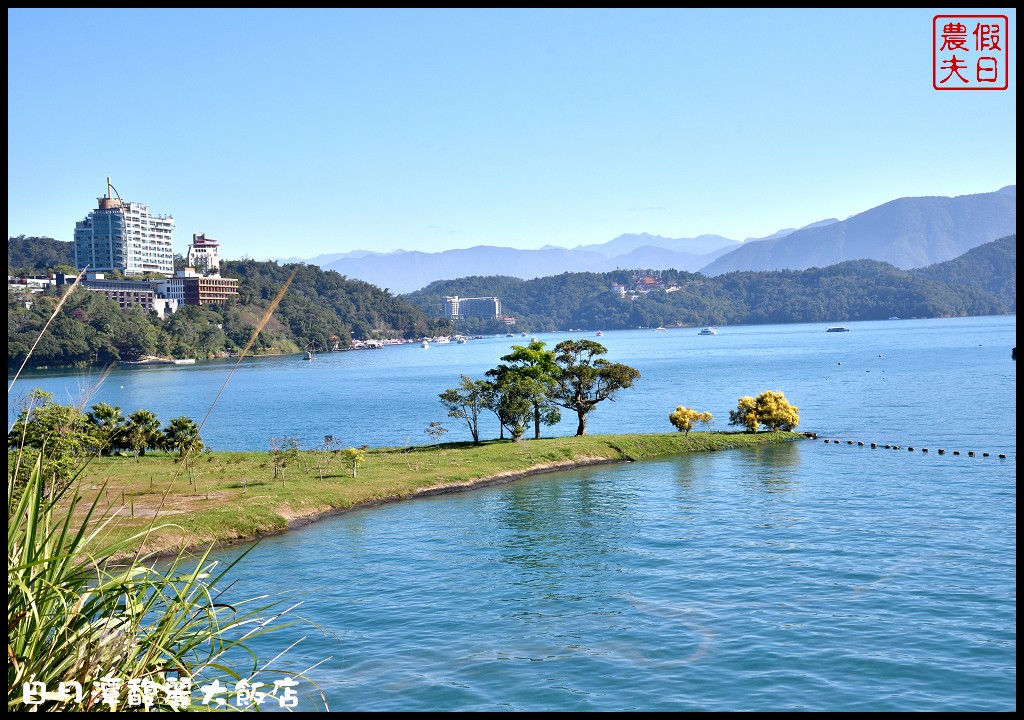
[819,438,1006,458]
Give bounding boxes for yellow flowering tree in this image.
[729,391,799,432]
[755,390,800,431]
[668,406,714,434]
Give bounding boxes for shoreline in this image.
[145,456,628,562]
[79,432,807,563]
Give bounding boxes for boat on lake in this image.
[826,326,851,332]
[698,327,717,335]
[119,356,195,366]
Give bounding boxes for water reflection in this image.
[739,442,801,494]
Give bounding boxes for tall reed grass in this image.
[7,267,329,711]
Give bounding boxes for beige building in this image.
[187,232,221,273]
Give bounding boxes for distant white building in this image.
[7,274,57,293]
[73,178,175,277]
[444,296,501,320]
[55,271,178,320]
[187,232,221,273]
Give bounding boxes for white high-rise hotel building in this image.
[74,178,175,277]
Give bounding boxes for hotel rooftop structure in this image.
[73,177,175,277]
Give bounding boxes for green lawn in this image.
[67,431,805,560]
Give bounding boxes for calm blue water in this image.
[7,316,1017,711]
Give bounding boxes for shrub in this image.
[668,406,714,434]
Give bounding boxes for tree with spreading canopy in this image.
[548,339,641,436]
[438,375,491,444]
[486,340,562,440]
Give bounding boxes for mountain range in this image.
[285,186,1015,295]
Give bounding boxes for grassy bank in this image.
[71,431,804,560]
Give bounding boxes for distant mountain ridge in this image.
[286,186,1014,294]
[317,237,746,295]
[700,186,1017,276]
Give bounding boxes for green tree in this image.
[548,339,641,436]
[87,402,127,455]
[484,374,534,442]
[162,416,204,458]
[160,417,204,489]
[487,340,562,439]
[439,375,491,444]
[668,406,714,434]
[7,390,94,495]
[123,408,162,459]
[162,416,205,487]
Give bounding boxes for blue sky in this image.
[8,8,1016,262]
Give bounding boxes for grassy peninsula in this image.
[70,431,804,559]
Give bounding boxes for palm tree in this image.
[162,416,204,459]
[124,409,162,459]
[87,402,127,456]
[163,416,205,489]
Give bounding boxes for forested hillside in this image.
[8,235,76,273]
[403,237,1015,332]
[8,254,449,370]
[7,235,1015,369]
[911,234,1016,311]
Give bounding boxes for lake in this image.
[7,315,1017,711]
